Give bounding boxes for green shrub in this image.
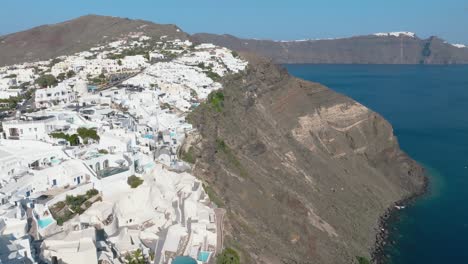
[86,189,99,198]
[208,91,224,112]
[50,132,80,146]
[217,248,240,264]
[356,256,370,264]
[127,175,144,188]
[98,149,109,154]
[77,127,100,142]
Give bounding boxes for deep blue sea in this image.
[286,64,468,264]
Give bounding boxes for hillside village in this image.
[0,31,247,264]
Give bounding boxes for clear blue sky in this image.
[1,0,467,44]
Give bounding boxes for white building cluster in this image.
[0,32,248,264]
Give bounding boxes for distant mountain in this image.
[192,32,468,64]
[0,15,188,66]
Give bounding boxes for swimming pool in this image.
[172,256,197,264]
[198,251,211,263]
[37,217,54,229]
[144,134,154,139]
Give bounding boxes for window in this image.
[34,128,37,132]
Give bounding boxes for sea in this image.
[285,64,468,264]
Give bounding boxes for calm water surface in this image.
[286,64,468,264]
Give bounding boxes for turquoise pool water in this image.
[172,256,197,264]
[198,251,211,262]
[37,217,54,229]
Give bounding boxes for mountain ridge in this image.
[191,32,468,64]
[0,14,188,66]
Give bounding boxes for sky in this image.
[1,0,467,44]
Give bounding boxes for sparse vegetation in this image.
[215,139,248,178]
[217,248,240,264]
[205,70,221,82]
[49,58,62,67]
[50,132,80,146]
[57,72,66,81]
[208,91,224,112]
[50,128,99,145]
[180,146,196,164]
[4,74,17,78]
[66,70,76,78]
[160,102,172,110]
[125,249,146,264]
[203,183,224,207]
[127,175,144,188]
[0,90,33,110]
[356,256,371,264]
[51,189,99,225]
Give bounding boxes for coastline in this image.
[371,168,430,264]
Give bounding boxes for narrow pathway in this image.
[214,208,226,254]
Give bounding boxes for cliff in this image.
[192,33,468,64]
[185,55,426,263]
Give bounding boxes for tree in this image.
[217,248,240,264]
[35,74,58,88]
[117,59,122,66]
[66,70,76,78]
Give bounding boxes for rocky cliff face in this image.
[0,15,189,66]
[192,33,468,64]
[185,55,426,263]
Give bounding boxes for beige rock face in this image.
[188,56,425,264]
